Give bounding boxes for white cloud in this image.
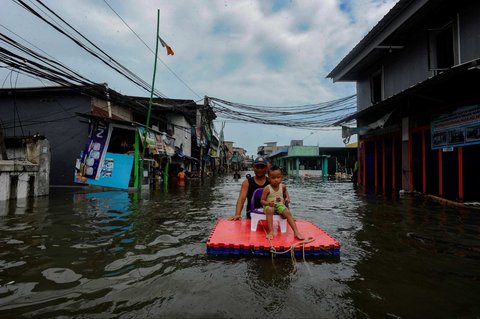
[0,0,396,155]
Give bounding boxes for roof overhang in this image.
[327,0,430,82]
[76,112,176,139]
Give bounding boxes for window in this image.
[370,69,383,104]
[428,20,459,74]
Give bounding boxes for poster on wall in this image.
[76,120,112,181]
[137,127,156,149]
[431,104,480,149]
[87,152,134,189]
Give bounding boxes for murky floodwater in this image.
[0,175,479,318]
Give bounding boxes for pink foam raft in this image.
[206,218,340,257]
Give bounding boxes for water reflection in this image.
[347,195,480,318]
[0,177,478,317]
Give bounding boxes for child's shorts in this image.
[264,202,287,214]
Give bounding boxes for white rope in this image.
[261,222,315,265]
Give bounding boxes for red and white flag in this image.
[158,36,174,56]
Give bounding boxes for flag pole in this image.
[139,9,161,191]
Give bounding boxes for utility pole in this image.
[139,9,161,191]
[199,96,207,179]
[219,121,225,174]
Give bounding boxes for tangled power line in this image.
[208,95,356,129]
[2,0,168,97]
[1,0,357,132]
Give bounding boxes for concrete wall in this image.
[0,139,50,201]
[26,139,50,196]
[298,170,322,177]
[1,94,90,186]
[91,97,133,121]
[168,114,192,157]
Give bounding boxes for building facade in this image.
[0,85,215,187]
[270,145,356,178]
[329,0,480,202]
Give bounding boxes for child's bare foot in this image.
[266,232,274,240]
[294,232,305,240]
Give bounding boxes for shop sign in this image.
[431,104,480,149]
[76,120,112,181]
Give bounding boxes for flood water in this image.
[0,175,479,318]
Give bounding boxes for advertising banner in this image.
[87,153,134,189]
[431,105,480,149]
[137,127,156,149]
[76,120,112,181]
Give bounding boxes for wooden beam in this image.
[422,129,426,194]
[0,127,7,160]
[458,147,463,202]
[438,149,443,197]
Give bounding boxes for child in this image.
[260,165,305,240]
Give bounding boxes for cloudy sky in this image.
[0,0,397,155]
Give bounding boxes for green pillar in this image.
[295,158,299,177]
[134,129,139,188]
[322,157,328,179]
[163,160,169,191]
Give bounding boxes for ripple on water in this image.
[41,268,82,284]
[5,239,24,245]
[0,260,26,270]
[147,234,179,246]
[0,177,478,318]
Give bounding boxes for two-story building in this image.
[329,0,480,202]
[257,142,285,157]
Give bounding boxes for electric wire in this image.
[30,0,165,97]
[1,1,357,133]
[208,95,356,129]
[10,0,166,97]
[102,0,201,99]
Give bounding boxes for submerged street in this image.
[0,176,479,318]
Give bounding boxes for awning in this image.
[77,113,176,155]
[342,111,393,138]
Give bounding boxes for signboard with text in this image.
[77,120,112,180]
[431,104,480,149]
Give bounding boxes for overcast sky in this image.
[0,0,397,155]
